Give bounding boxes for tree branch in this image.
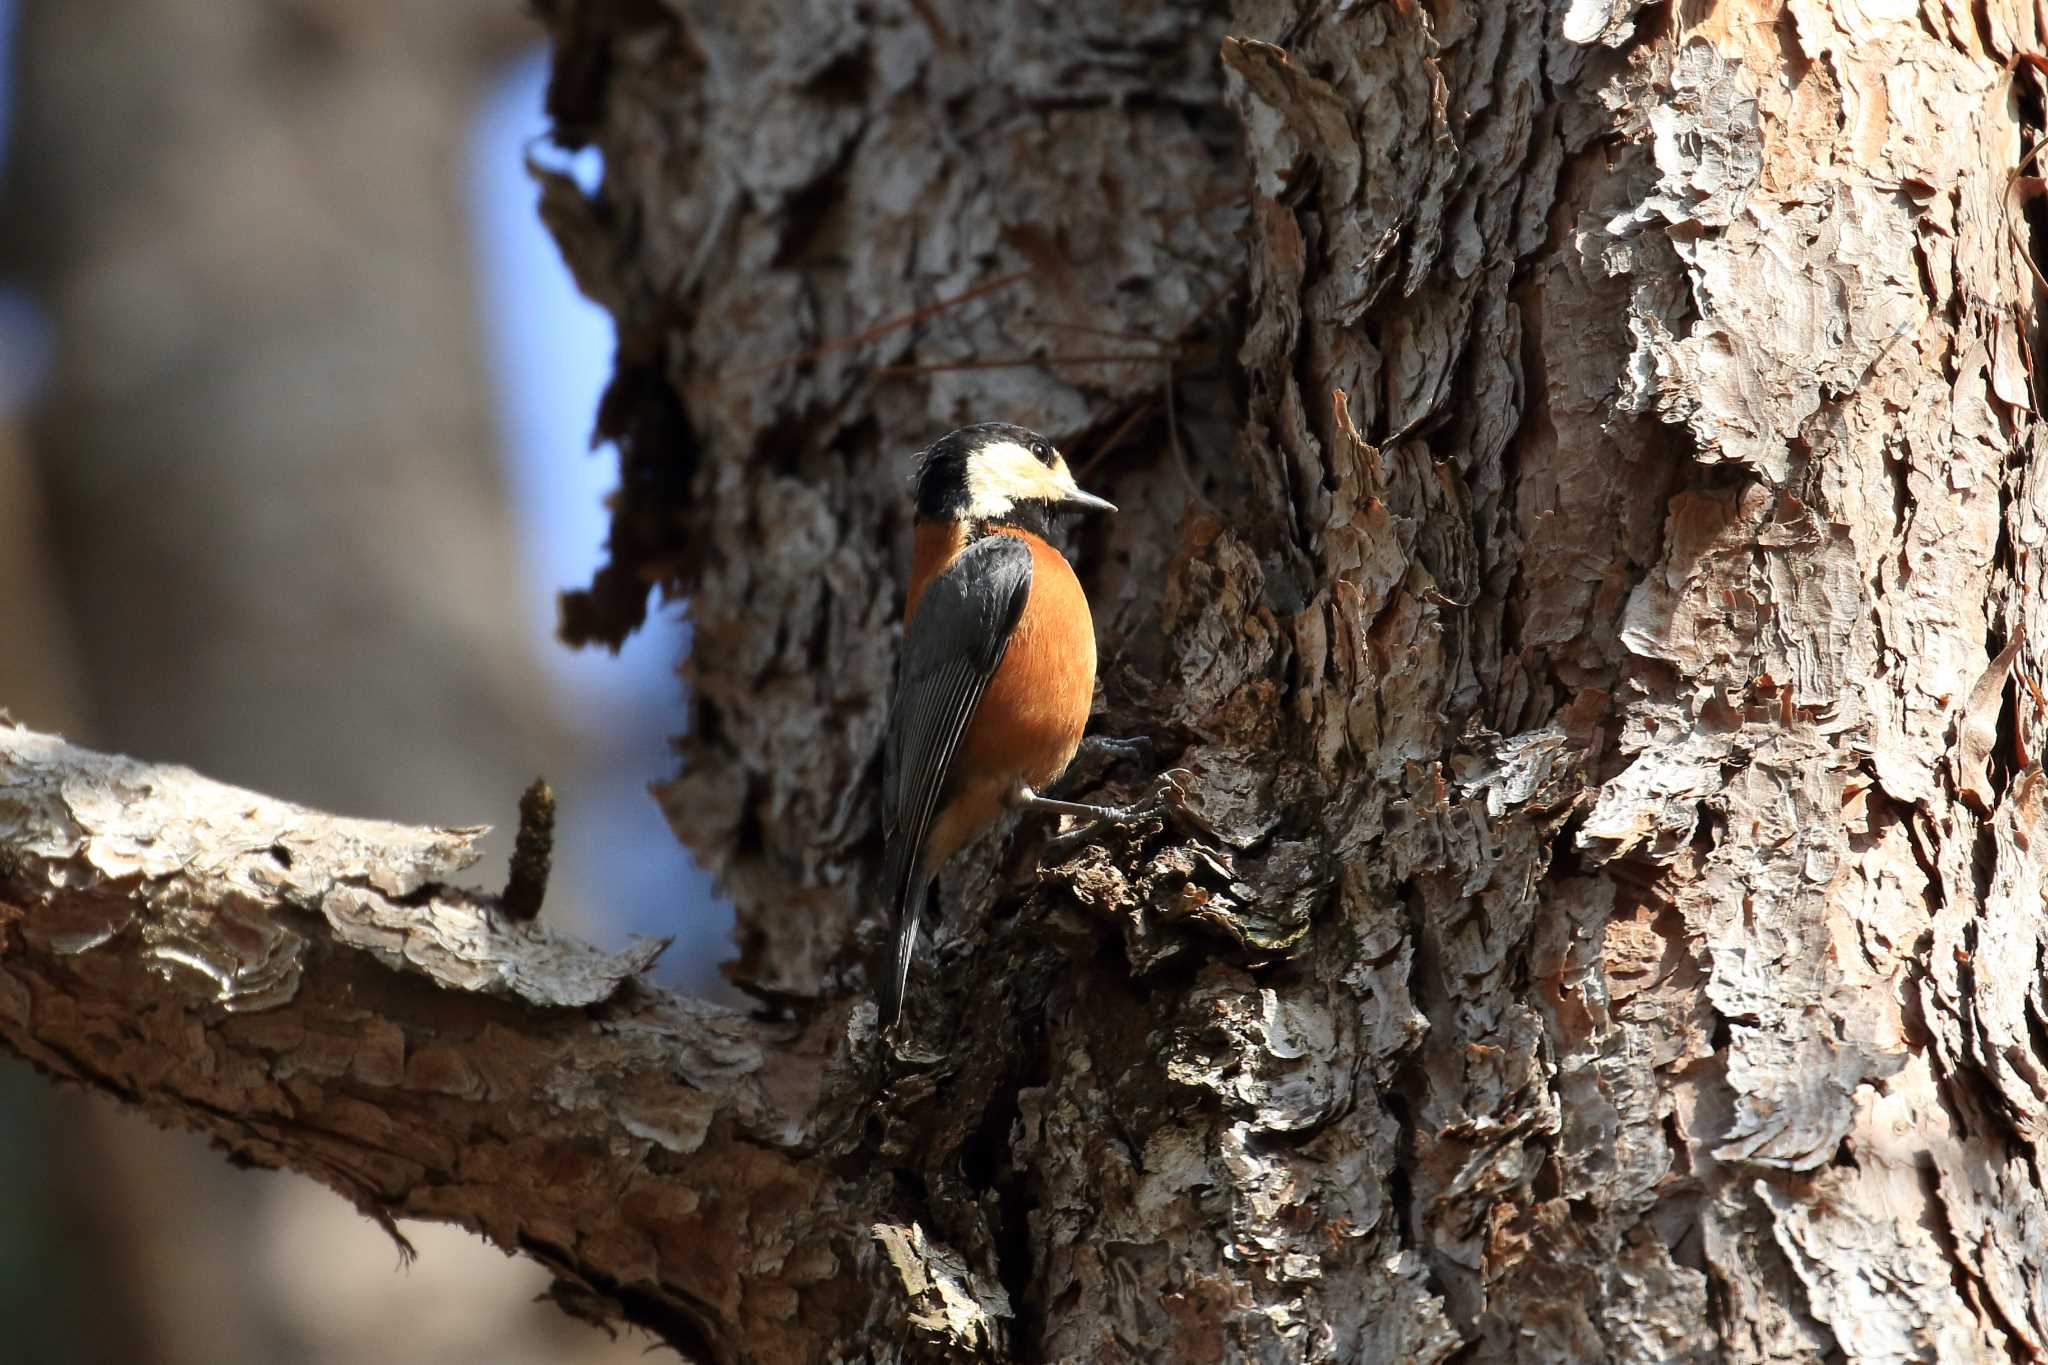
[0,722,916,1361]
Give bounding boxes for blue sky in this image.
[467,48,727,981]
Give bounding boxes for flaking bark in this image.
[5,0,2048,1360]
[0,725,838,1359]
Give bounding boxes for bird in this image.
[877,422,1178,1036]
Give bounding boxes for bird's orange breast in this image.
[906,522,1097,868]
[964,528,1095,789]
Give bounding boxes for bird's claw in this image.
[1043,822,1108,855]
[1151,767,1194,807]
[1044,768,1195,854]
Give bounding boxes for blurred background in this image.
[0,2,725,1360]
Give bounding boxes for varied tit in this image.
[878,422,1176,1035]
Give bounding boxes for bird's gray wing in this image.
[878,533,1033,1029]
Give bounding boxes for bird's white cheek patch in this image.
[964,442,1063,518]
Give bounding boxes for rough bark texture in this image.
[0,726,788,1350]
[6,0,2048,1360]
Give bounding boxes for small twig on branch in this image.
[500,776,556,922]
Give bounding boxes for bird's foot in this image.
[1027,768,1194,854]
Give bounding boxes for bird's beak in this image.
[1062,486,1118,514]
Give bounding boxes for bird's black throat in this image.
[976,500,1060,540]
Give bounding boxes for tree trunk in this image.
[5,0,2046,1360]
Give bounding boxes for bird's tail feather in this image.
[880,839,927,1034]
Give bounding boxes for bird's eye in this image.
[1030,440,1054,465]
